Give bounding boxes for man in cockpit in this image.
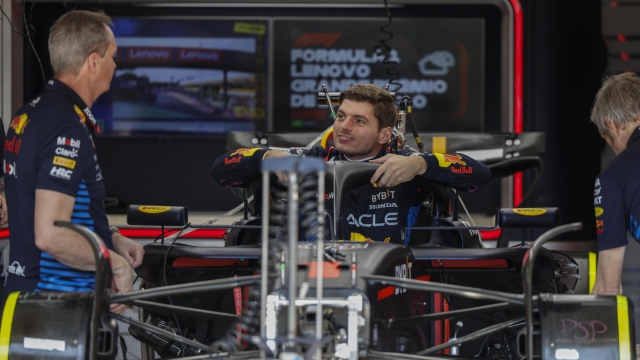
[211,84,491,244]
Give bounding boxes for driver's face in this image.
[333,99,390,160]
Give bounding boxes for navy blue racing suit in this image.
[594,126,640,251]
[3,79,113,293]
[211,141,491,245]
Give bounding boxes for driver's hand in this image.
[109,251,133,315]
[369,154,427,188]
[264,150,294,183]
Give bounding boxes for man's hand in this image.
[369,154,428,188]
[592,245,625,295]
[264,150,294,183]
[0,196,8,225]
[112,233,145,268]
[109,251,133,315]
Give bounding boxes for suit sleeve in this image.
[211,148,269,188]
[35,126,90,196]
[211,146,330,188]
[419,152,492,192]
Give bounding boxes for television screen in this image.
[92,18,268,137]
[272,18,485,132]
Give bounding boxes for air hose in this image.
[300,171,321,241]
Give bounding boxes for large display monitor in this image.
[272,18,485,133]
[92,18,268,137]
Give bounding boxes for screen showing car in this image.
[92,18,268,137]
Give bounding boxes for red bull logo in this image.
[74,105,86,123]
[596,219,604,234]
[230,148,260,157]
[442,154,466,165]
[435,153,467,167]
[10,114,29,135]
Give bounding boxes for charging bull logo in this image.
[349,232,375,242]
[74,105,86,123]
[435,153,466,167]
[596,219,604,234]
[230,148,261,157]
[10,114,29,135]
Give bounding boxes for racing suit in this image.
[211,141,491,245]
[3,79,113,293]
[594,126,640,251]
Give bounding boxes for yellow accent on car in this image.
[589,252,597,294]
[617,296,631,360]
[320,128,334,149]
[432,136,446,154]
[0,292,20,359]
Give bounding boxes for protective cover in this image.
[539,293,636,360]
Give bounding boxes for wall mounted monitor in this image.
[91,18,268,137]
[272,18,485,133]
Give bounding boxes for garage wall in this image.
[518,0,606,240]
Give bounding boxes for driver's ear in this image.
[379,127,392,144]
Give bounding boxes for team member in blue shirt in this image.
[590,73,640,295]
[3,10,143,314]
[212,84,491,244]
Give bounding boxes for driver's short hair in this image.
[591,72,640,134]
[339,84,397,130]
[49,10,113,77]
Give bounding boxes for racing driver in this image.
[212,84,491,244]
[2,10,142,314]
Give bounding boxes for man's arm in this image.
[211,147,326,187]
[369,152,491,191]
[592,245,625,295]
[369,154,427,187]
[211,148,269,188]
[34,189,133,313]
[111,233,144,268]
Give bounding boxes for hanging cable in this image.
[0,1,46,88]
[373,0,402,93]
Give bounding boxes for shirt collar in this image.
[629,126,640,146]
[45,79,101,134]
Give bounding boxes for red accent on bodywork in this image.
[434,292,444,348]
[479,228,502,240]
[377,286,395,301]
[305,261,342,278]
[120,228,226,239]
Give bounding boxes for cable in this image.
[22,1,45,89]
[0,2,33,36]
[0,1,46,88]
[162,223,191,341]
[373,0,402,93]
[516,164,543,207]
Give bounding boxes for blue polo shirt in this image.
[594,126,640,251]
[3,79,113,293]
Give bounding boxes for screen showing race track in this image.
[273,18,485,133]
[92,18,268,137]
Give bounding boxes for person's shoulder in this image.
[602,145,640,179]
